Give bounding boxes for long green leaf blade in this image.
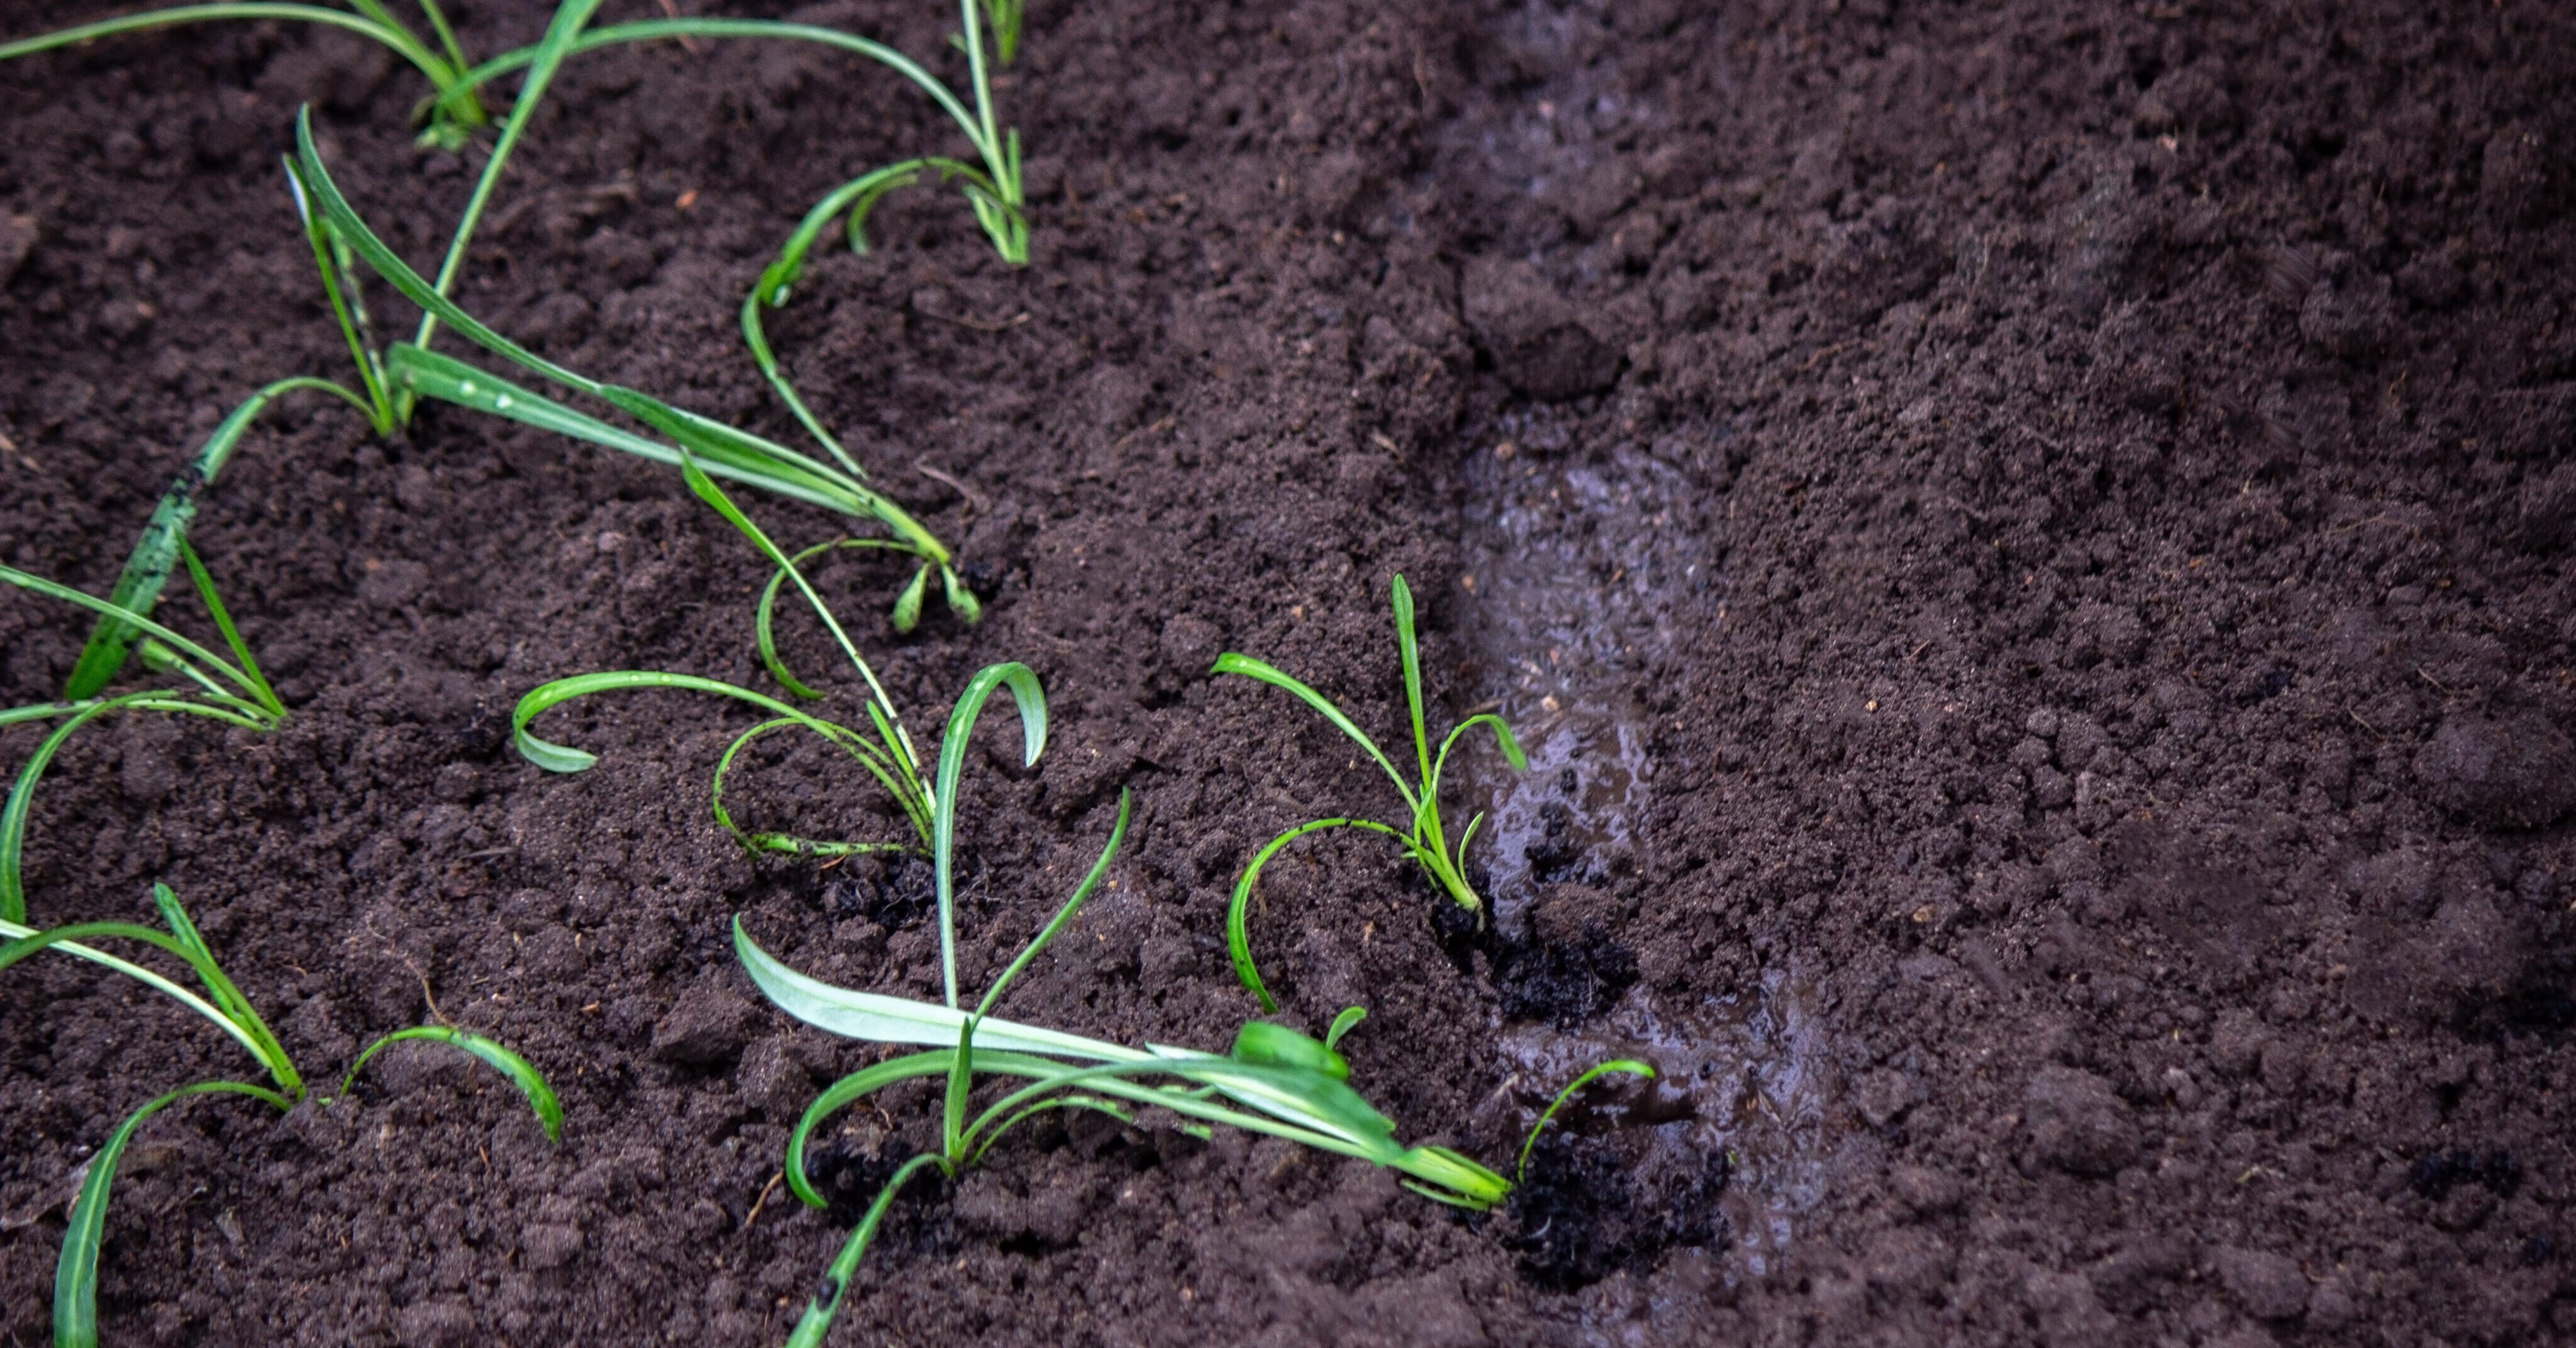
[931,663,1045,1008]
[55,1081,291,1348]
[1209,654,1418,812]
[340,1026,562,1141]
[974,788,1128,1019]
[1223,816,1407,1012]
[0,918,267,1064]
[0,4,452,83]
[510,670,825,773]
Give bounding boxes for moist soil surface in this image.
[4,0,2575,1343]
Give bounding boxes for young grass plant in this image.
[730,667,1518,1347]
[48,0,611,693]
[1,550,283,922]
[1212,574,1528,1010]
[0,0,492,148]
[55,161,400,702]
[19,1,1024,638]
[509,454,943,859]
[289,111,980,629]
[0,882,557,1348]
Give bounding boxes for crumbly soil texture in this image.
[4,0,2575,1343]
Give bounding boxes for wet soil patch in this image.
[5,0,2576,1344]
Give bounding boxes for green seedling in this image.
[428,1,1031,265]
[2,550,284,921]
[1518,1059,1653,1182]
[57,159,404,702]
[730,661,1515,1347]
[54,0,608,697]
[1213,574,1528,1011]
[511,455,942,859]
[0,883,557,1347]
[419,0,1036,608]
[290,112,977,628]
[0,0,492,148]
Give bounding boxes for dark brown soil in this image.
[4,0,2574,1344]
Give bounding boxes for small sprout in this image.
[1213,573,1529,1010]
[1324,1005,1368,1051]
[507,456,946,860]
[0,0,494,145]
[0,880,559,1342]
[1519,1059,1657,1183]
[292,116,976,627]
[53,1081,293,1348]
[0,885,301,1097]
[4,556,284,920]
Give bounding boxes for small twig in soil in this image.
[743,1171,784,1229]
[915,460,989,514]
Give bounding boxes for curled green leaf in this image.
[340,1025,563,1142]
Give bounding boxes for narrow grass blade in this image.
[943,1012,975,1159]
[744,160,929,477]
[782,1151,948,1348]
[404,0,606,371]
[55,1081,292,1348]
[0,4,454,86]
[711,718,918,856]
[621,394,947,564]
[931,663,1045,1008]
[511,670,832,773]
[150,884,301,1098]
[783,1050,952,1207]
[1391,575,1435,788]
[0,918,267,1064]
[1518,1059,1655,1182]
[301,119,957,572]
[1223,816,1406,1012]
[675,455,917,732]
[1430,713,1527,801]
[387,345,875,519]
[755,540,908,700]
[296,111,585,387]
[0,917,300,1093]
[284,158,395,429]
[966,1094,1130,1164]
[441,20,984,158]
[3,695,147,922]
[340,1026,562,1141]
[974,788,1128,1019]
[962,1055,1401,1164]
[176,544,280,717]
[3,565,266,702]
[1210,654,1418,812]
[58,374,357,700]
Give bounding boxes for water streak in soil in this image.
[1437,0,1839,1286]
[1453,407,1838,1283]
